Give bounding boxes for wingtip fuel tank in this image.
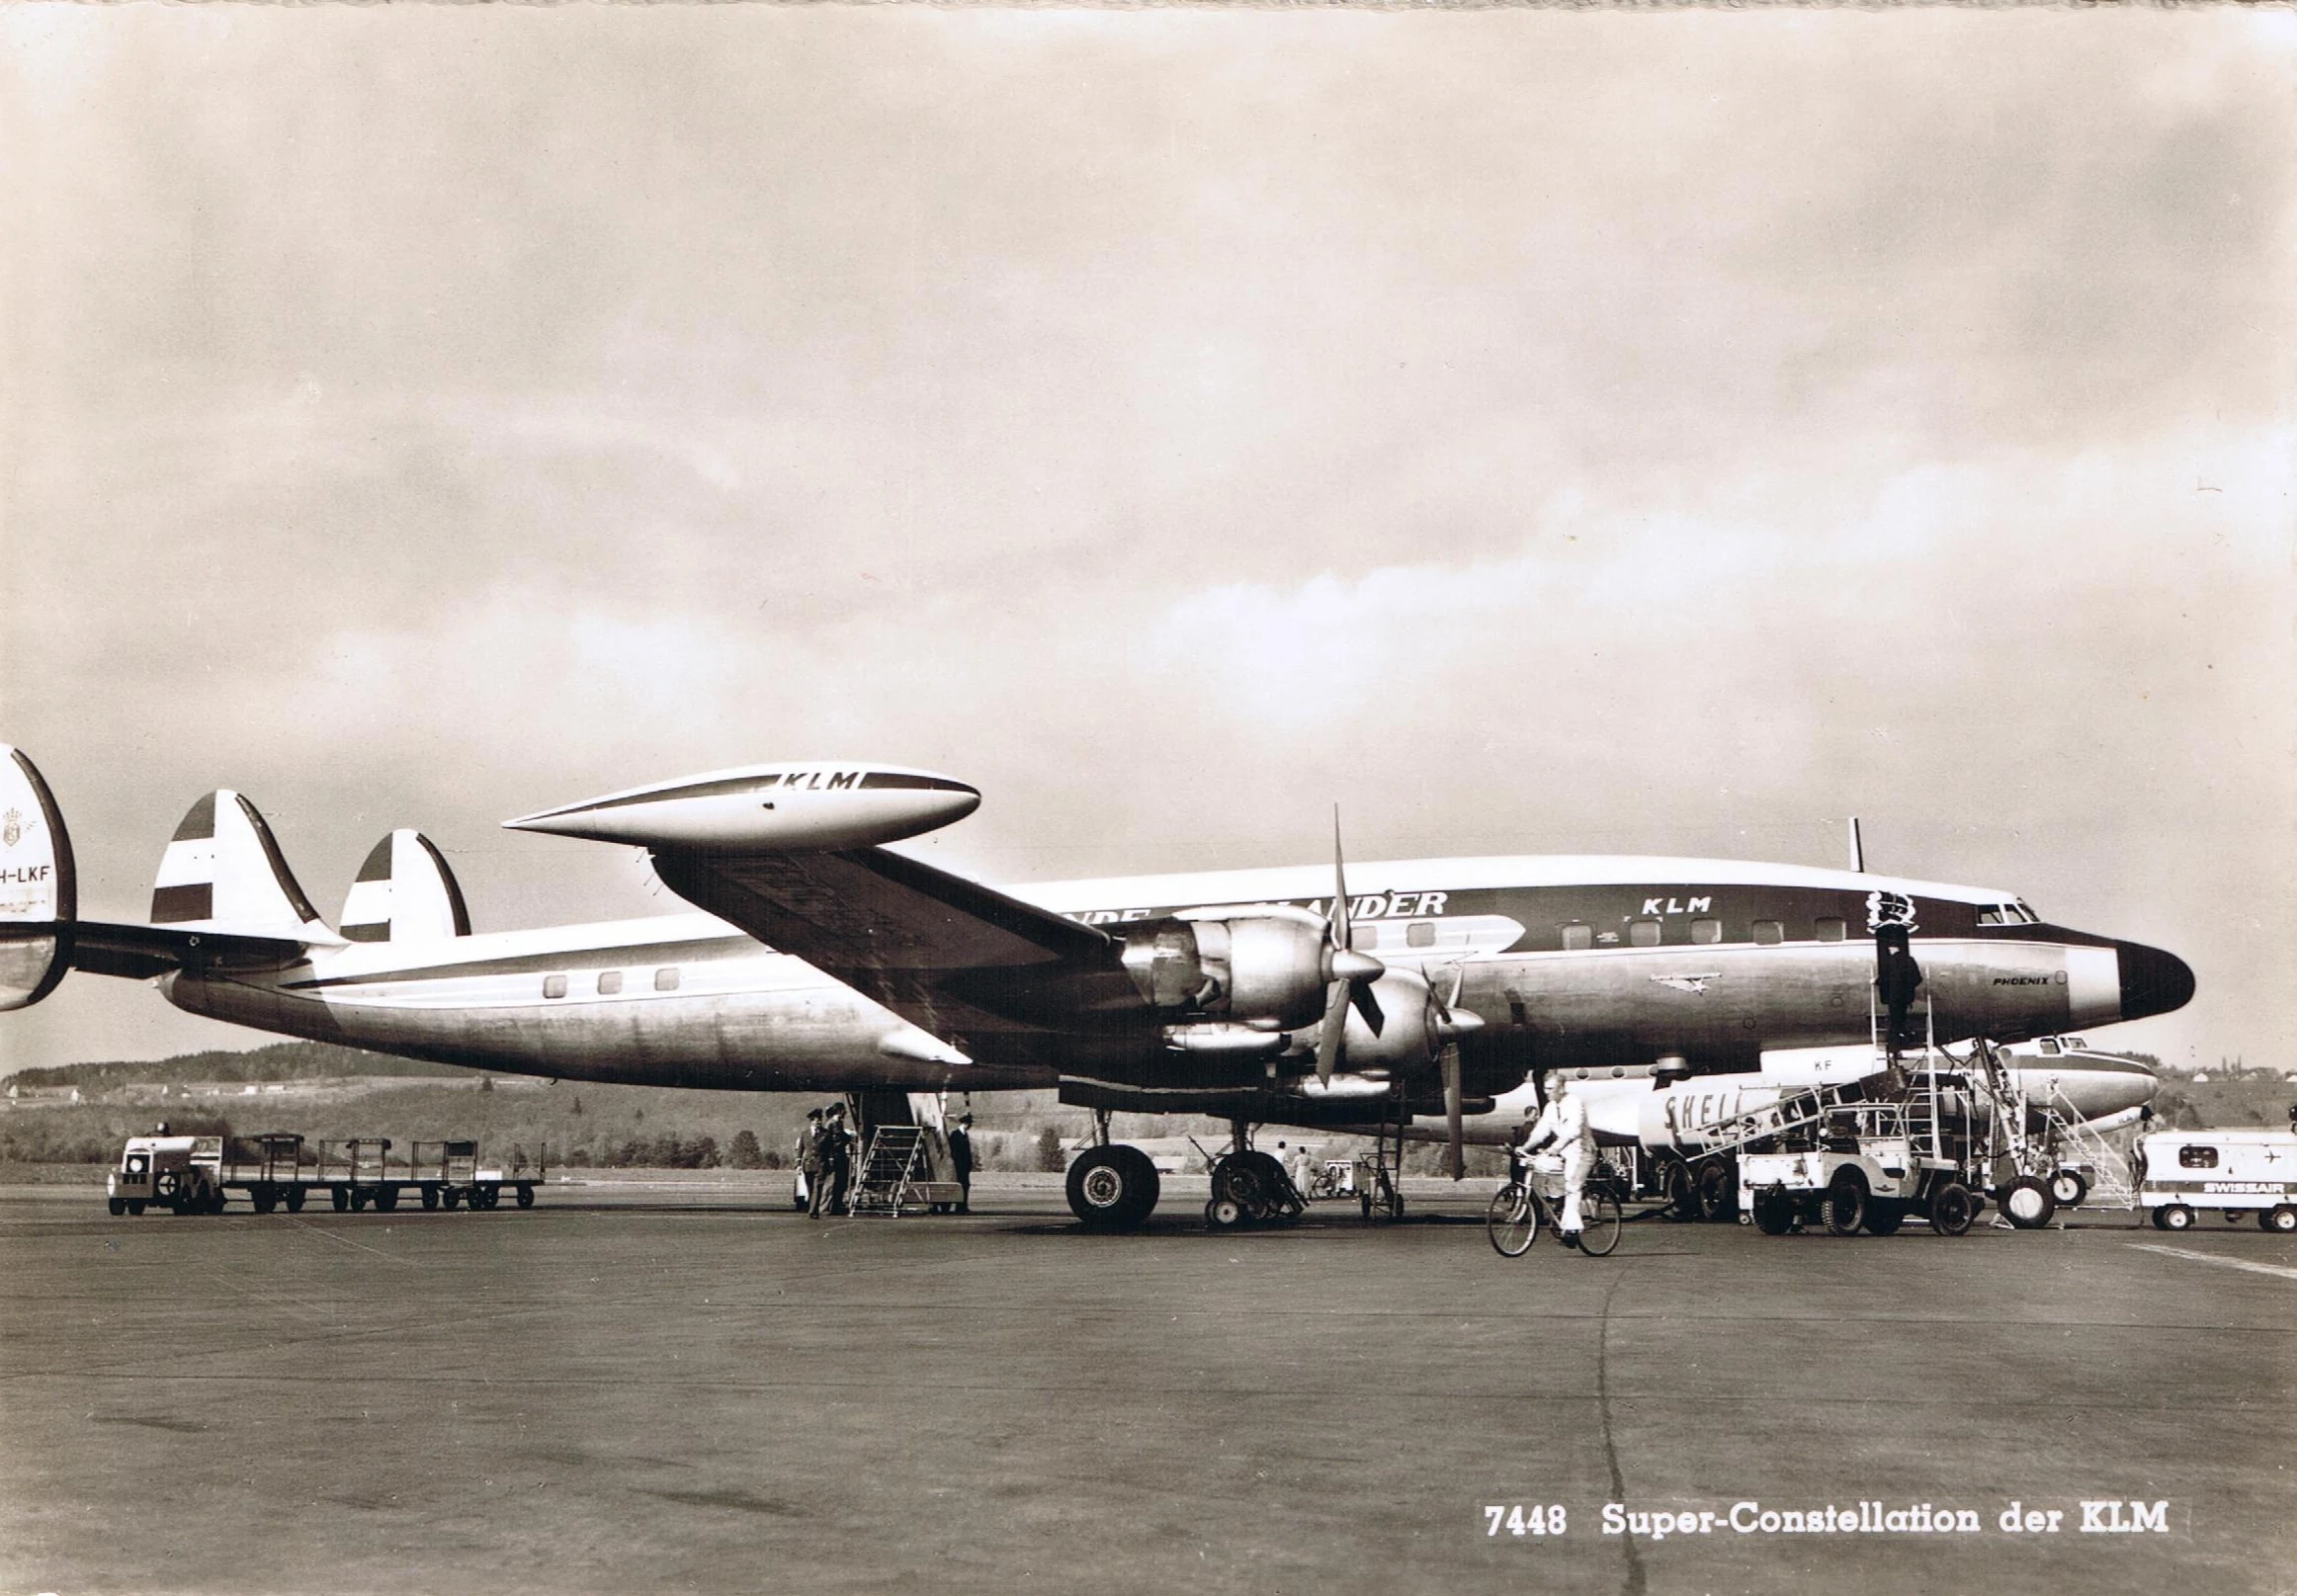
[505,762,981,852]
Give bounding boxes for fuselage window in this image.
[1561,923,1593,952]
[1690,918,1722,946]
[2037,1037,2060,1055]
[1814,917,1846,943]
[654,968,681,993]
[543,975,568,1000]
[597,971,623,997]
[1752,920,1783,946]
[2178,1145,2218,1170]
[1354,925,1382,953]
[1629,919,1662,948]
[1406,921,1435,950]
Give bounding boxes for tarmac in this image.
[2,1172,2292,1596]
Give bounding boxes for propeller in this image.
[1314,809,1385,1084]
[1433,962,1473,1179]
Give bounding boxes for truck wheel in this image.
[331,1187,349,1212]
[516,1184,535,1209]
[1660,1159,1698,1222]
[1928,1183,1976,1237]
[2000,1176,2056,1229]
[1751,1190,1797,1236]
[2049,1169,2089,1208]
[1861,1201,1906,1237]
[285,1188,305,1213]
[2263,1206,2297,1234]
[108,1197,126,1216]
[1695,1161,1734,1222]
[2160,1203,2194,1232]
[374,1187,399,1213]
[126,1200,146,1216]
[1823,1173,1868,1237]
[421,1186,439,1210]
[442,1188,462,1210]
[252,1190,277,1215]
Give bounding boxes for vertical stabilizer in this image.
[152,791,332,939]
[0,745,76,1009]
[340,830,472,944]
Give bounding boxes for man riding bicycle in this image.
[1519,1073,1592,1245]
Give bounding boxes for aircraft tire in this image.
[1861,1201,1906,1237]
[2049,1169,2089,1209]
[1066,1144,1159,1231]
[2159,1203,2194,1232]
[2264,1205,2297,1234]
[1928,1183,1976,1237]
[1823,1172,1868,1237]
[2001,1176,2057,1230]
[1751,1190,1797,1236]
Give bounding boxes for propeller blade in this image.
[1329,806,1352,950]
[1315,979,1349,1083]
[1349,979,1385,1036]
[1441,1044,1464,1180]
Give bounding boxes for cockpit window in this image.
[1978,901,2041,927]
[2037,1037,2060,1055]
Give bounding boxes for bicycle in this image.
[1486,1173,1622,1258]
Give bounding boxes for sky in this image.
[0,5,2290,1076]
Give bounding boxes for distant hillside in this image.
[12,1041,467,1090]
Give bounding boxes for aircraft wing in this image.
[58,921,318,982]
[649,846,1126,1050]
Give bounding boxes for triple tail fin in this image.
[151,791,334,940]
[339,830,471,944]
[0,745,75,1009]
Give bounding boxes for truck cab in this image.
[108,1134,224,1216]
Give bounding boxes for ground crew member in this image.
[950,1113,973,1213]
[823,1103,853,1215]
[813,1115,840,1221]
[1520,1074,1592,1242]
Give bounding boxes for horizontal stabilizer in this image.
[0,745,76,1009]
[68,920,318,983]
[340,830,472,944]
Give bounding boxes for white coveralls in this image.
[1522,1091,1593,1235]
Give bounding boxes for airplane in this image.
[0,745,2194,1229]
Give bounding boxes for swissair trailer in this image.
[2135,1129,2297,1233]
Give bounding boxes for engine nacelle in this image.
[1337,969,1442,1073]
[1119,907,1336,1030]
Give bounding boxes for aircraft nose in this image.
[2116,941,2195,1021]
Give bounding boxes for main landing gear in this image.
[1065,1144,1162,1230]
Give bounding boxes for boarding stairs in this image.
[847,1123,963,1217]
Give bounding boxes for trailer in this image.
[2135,1130,2297,1233]
[107,1131,547,1215]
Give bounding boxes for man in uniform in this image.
[1519,1073,1593,1244]
[949,1113,974,1213]
[801,1108,827,1216]
[823,1102,854,1216]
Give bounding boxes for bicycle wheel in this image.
[1486,1184,1539,1257]
[1576,1188,1624,1257]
